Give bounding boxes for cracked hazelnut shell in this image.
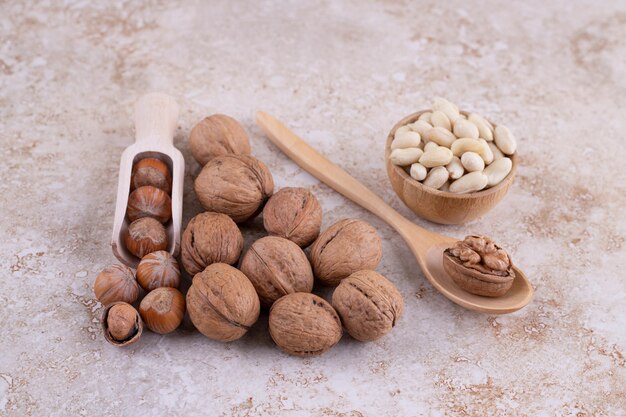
[186,263,260,342]
[332,270,404,342]
[136,250,180,291]
[126,185,172,224]
[94,264,140,305]
[102,302,143,347]
[239,236,314,307]
[263,187,322,247]
[180,212,243,276]
[189,114,251,165]
[309,219,382,286]
[139,287,185,334]
[194,154,274,223]
[269,292,342,357]
[131,158,172,194]
[124,217,168,259]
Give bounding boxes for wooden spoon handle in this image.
[256,111,421,235]
[134,92,180,147]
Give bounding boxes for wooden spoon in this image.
[256,112,533,314]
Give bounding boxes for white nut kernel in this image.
[424,141,439,152]
[479,138,494,164]
[449,171,489,194]
[422,166,449,189]
[394,125,411,138]
[418,112,432,123]
[488,141,504,160]
[432,97,460,122]
[409,120,433,137]
[419,146,453,168]
[468,113,493,141]
[451,138,484,157]
[409,163,427,181]
[460,152,485,172]
[391,131,421,150]
[430,111,451,130]
[446,156,464,180]
[424,127,456,148]
[494,125,517,155]
[484,157,513,187]
[440,181,450,192]
[453,119,479,139]
[390,148,423,166]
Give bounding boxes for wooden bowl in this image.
[385,110,517,225]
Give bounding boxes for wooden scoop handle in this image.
[134,93,179,146]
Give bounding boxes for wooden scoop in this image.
[111,93,184,267]
[256,112,533,314]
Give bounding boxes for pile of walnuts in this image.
[96,114,405,356]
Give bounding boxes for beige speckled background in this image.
[1,1,625,416]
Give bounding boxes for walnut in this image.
[194,155,274,223]
[180,212,243,276]
[186,263,260,342]
[332,270,404,342]
[443,235,515,297]
[262,187,322,247]
[189,114,251,166]
[239,236,314,307]
[269,292,342,357]
[309,219,382,286]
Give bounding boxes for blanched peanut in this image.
[423,166,449,189]
[494,125,517,155]
[409,163,427,181]
[409,120,433,137]
[431,111,451,130]
[432,97,460,122]
[424,141,439,152]
[440,181,450,192]
[479,138,494,164]
[451,138,483,157]
[468,113,493,141]
[460,152,484,172]
[394,125,411,138]
[418,112,432,123]
[424,127,456,148]
[390,148,423,166]
[449,171,488,194]
[453,119,479,139]
[391,131,421,149]
[419,146,453,168]
[488,141,504,160]
[484,157,513,187]
[445,156,464,180]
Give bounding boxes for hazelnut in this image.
[93,264,140,305]
[180,212,243,276]
[239,236,314,307]
[194,155,274,223]
[263,187,322,247]
[124,217,168,259]
[269,293,342,357]
[443,235,515,297]
[102,302,143,347]
[189,114,251,165]
[309,219,382,286]
[126,185,172,224]
[186,263,260,342]
[136,250,180,291]
[131,158,172,194]
[332,270,404,342]
[139,287,185,334]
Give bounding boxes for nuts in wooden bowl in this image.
[126,185,172,224]
[131,157,172,193]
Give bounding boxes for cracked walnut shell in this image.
[239,236,314,307]
[269,292,342,357]
[263,187,322,247]
[443,235,515,297]
[194,154,274,223]
[180,212,244,276]
[186,263,260,342]
[332,270,404,342]
[309,219,382,286]
[189,114,251,166]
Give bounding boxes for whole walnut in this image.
[263,187,322,247]
[309,219,382,286]
[186,263,260,342]
[239,236,314,307]
[194,155,274,223]
[180,212,243,276]
[332,270,404,342]
[189,114,251,166]
[269,292,342,357]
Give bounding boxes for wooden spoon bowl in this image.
[386,110,517,224]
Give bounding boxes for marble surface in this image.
[1,1,625,416]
